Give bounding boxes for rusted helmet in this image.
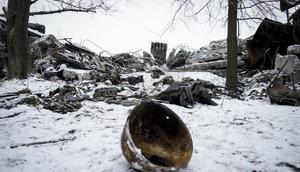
[121,101,193,171]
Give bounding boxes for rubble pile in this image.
[1,13,300,114]
[167,40,248,74]
[1,31,226,112]
[31,34,158,81]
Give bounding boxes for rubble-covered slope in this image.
[0,71,300,172]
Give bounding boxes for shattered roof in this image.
[280,0,300,11]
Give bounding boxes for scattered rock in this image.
[43,100,82,114]
[93,87,119,100]
[127,75,144,85]
[153,76,175,86]
[19,95,40,106]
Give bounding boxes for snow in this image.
[0,76,65,95]
[0,71,300,172]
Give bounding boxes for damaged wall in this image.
[246,18,295,69]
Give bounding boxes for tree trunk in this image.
[226,0,238,91]
[7,0,31,79]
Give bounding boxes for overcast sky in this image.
[6,0,260,54]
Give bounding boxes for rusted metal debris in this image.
[121,101,193,171]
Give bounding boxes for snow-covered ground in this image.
[0,71,299,172]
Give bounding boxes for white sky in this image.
[13,1,260,54]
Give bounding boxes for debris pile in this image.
[1,12,300,115]
[1,29,229,112]
[167,40,248,75]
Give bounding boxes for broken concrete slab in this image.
[274,54,300,75]
[62,68,93,81]
[151,42,167,65]
[167,48,189,69]
[176,58,245,71]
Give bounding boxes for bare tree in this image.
[6,0,31,79]
[171,0,280,92]
[227,0,238,91]
[1,0,117,79]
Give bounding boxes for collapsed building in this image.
[1,1,300,110]
[246,0,300,70]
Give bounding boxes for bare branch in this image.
[238,17,263,21]
[30,0,39,5]
[171,0,281,27]
[27,0,117,16]
[29,8,96,16]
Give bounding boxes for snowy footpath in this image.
[0,72,300,172]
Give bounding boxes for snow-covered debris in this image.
[287,44,300,55]
[63,68,93,81]
[173,39,248,72]
[0,79,300,171]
